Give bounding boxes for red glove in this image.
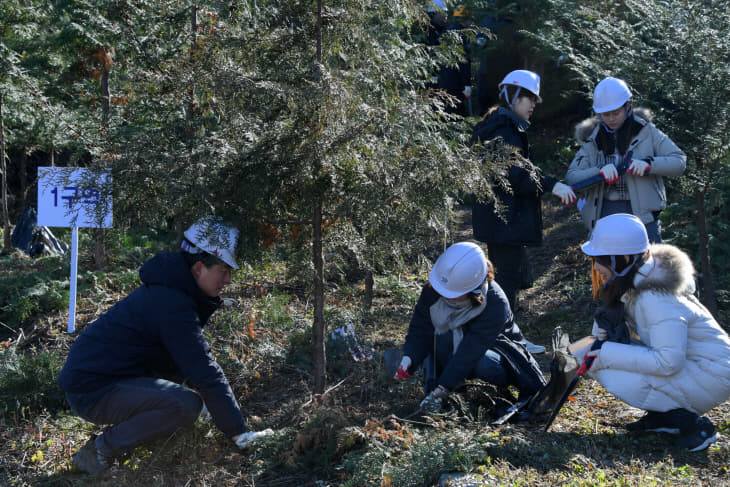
[394,356,412,379]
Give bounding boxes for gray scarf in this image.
[430,282,488,354]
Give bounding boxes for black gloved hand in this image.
[593,303,630,344]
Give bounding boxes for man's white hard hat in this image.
[592,77,632,114]
[581,213,649,256]
[498,70,542,102]
[183,216,239,269]
[429,242,488,299]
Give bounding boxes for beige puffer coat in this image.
[589,244,730,414]
[566,108,686,232]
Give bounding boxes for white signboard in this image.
[37,167,112,228]
[36,167,112,333]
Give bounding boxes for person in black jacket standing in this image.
[58,216,272,476]
[393,242,545,413]
[471,70,576,354]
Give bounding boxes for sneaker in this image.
[675,417,719,452]
[625,411,680,434]
[525,339,546,354]
[72,435,111,476]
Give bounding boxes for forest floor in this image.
[2,200,730,486]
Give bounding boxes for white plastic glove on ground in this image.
[628,159,650,176]
[591,320,608,341]
[600,163,619,183]
[234,429,275,449]
[551,182,577,205]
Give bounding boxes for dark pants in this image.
[487,244,530,312]
[424,343,508,394]
[66,377,203,458]
[600,200,662,243]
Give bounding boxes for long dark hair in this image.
[594,253,646,307]
[468,259,496,306]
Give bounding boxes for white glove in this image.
[551,182,577,205]
[600,163,619,184]
[462,86,472,98]
[198,403,212,422]
[627,159,650,176]
[394,355,412,379]
[591,320,608,341]
[233,429,274,449]
[419,385,447,413]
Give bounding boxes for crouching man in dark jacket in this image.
[58,216,272,476]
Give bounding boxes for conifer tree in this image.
[102,0,490,393]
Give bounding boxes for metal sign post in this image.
[37,167,112,333]
[68,226,79,333]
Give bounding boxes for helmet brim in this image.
[429,268,463,299]
[580,241,603,256]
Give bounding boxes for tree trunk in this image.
[1,93,11,250]
[312,198,326,395]
[310,0,327,396]
[694,188,717,315]
[188,5,198,121]
[94,48,112,270]
[19,150,27,209]
[364,270,374,312]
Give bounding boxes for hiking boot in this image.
[625,411,680,434]
[675,417,719,452]
[525,339,546,355]
[72,435,111,476]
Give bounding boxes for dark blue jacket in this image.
[402,281,524,390]
[471,107,557,245]
[57,252,246,438]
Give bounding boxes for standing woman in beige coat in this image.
[577,213,730,452]
[566,77,686,242]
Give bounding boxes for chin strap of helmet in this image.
[500,85,522,111]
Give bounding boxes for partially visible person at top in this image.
[393,242,546,414]
[574,213,730,452]
[424,1,473,117]
[566,77,686,242]
[57,216,273,476]
[470,69,577,354]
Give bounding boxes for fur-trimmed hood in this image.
[574,107,654,143]
[632,244,696,296]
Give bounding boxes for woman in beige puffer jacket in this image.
[566,77,686,242]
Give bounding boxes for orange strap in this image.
[591,260,604,299]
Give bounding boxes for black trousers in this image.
[487,244,532,312]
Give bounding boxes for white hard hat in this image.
[592,77,632,113]
[429,242,488,299]
[498,70,542,102]
[183,216,239,269]
[581,213,649,257]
